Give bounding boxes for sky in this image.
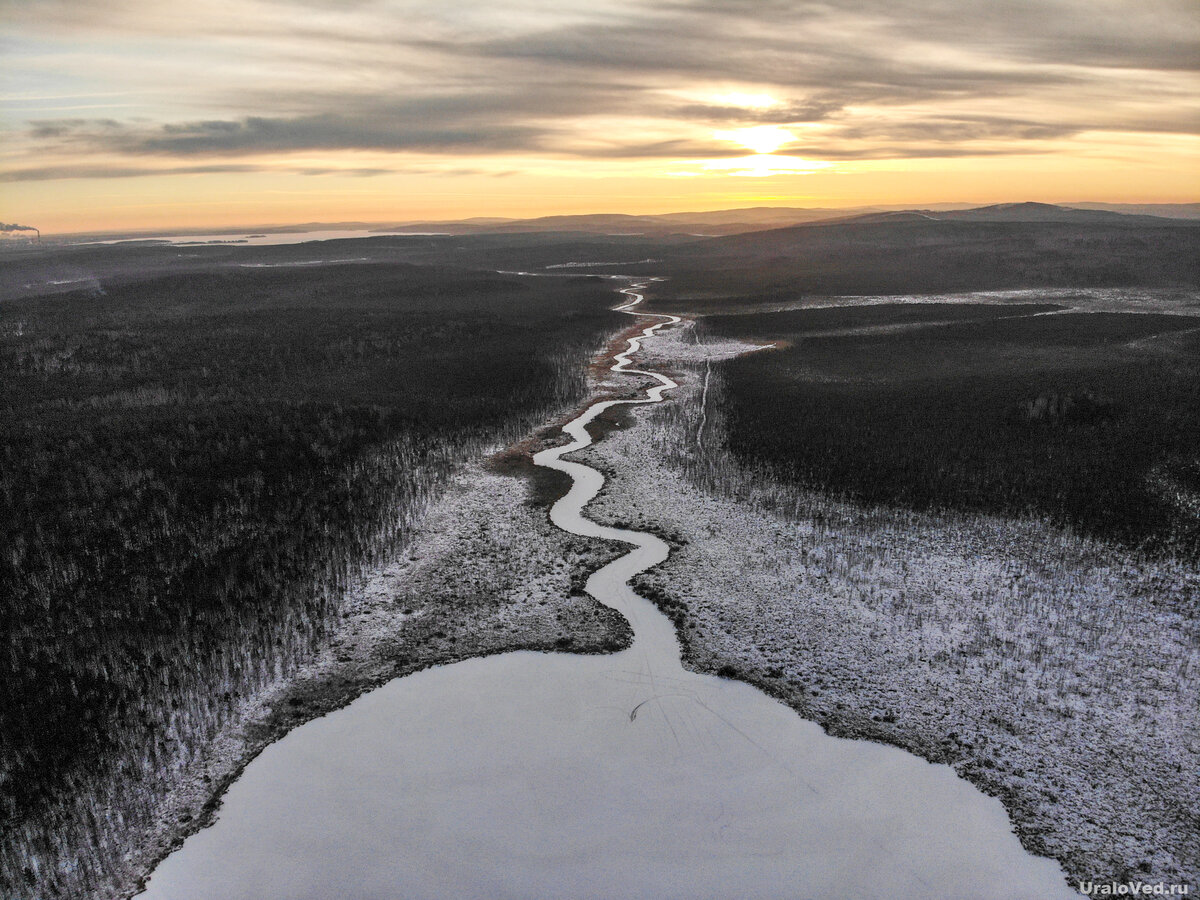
[1,0,1198,234]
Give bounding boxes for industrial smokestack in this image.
[1,223,40,242]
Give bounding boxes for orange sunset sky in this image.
[2,0,1198,234]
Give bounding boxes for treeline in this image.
[0,262,621,899]
[702,303,1200,557]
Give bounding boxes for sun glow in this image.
[702,155,832,177]
[713,125,798,155]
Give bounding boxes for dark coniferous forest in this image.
[0,261,621,897]
[704,302,1200,557]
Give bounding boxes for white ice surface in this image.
[136,651,1075,900]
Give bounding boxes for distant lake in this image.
[89,229,450,247]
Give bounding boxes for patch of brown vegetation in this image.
[483,322,655,507]
[587,321,648,383]
[586,403,636,444]
[485,435,572,508]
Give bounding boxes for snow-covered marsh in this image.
[707,287,1200,319]
[575,320,1199,889]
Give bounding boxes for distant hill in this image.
[642,203,1200,307]
[380,206,882,237]
[55,201,1199,243]
[1064,202,1200,220]
[930,202,1193,226]
[381,201,1200,237]
[803,202,1198,228]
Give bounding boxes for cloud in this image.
[0,163,266,182]
[668,100,843,126]
[138,115,548,155]
[833,115,1086,145]
[22,110,553,159]
[2,0,1198,182]
[0,162,397,181]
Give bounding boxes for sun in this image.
[713,125,797,155]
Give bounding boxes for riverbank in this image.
[573,321,1199,889]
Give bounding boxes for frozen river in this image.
[136,284,1074,899]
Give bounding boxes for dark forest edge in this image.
[0,260,623,899]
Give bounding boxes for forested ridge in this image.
[0,261,621,898]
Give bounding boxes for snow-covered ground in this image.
[575,320,1200,889]
[719,287,1200,317]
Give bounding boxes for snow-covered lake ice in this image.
[136,648,1075,900]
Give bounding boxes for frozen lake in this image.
[89,229,449,247]
[137,285,1075,899]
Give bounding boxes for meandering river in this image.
[137,283,1074,899]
